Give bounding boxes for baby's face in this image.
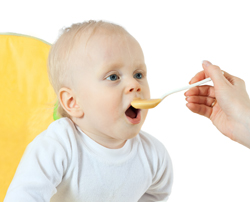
[72,31,150,145]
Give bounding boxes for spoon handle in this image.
[161,77,211,99]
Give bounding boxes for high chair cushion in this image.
[0,33,56,200]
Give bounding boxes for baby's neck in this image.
[82,128,127,149]
[93,137,127,149]
[72,118,127,149]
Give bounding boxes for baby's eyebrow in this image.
[102,62,146,70]
[103,62,124,70]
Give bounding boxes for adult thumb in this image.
[202,60,226,88]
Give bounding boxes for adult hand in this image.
[185,60,250,149]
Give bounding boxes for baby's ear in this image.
[59,87,84,118]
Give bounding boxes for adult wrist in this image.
[245,108,250,132]
[241,107,250,149]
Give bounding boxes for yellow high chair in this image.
[0,33,58,200]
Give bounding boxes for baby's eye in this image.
[106,74,120,81]
[134,72,143,79]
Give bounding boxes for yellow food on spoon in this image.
[131,99,162,109]
[131,77,213,109]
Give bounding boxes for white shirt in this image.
[4,118,173,202]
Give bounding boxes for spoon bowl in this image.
[131,77,212,109]
[131,99,162,109]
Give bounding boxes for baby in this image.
[4,20,173,202]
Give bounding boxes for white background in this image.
[1,0,250,201]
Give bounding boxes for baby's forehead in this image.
[69,25,141,72]
[68,28,120,67]
[82,27,129,50]
[76,28,130,60]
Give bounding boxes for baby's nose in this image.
[128,87,141,93]
[125,83,141,94]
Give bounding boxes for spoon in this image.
[131,77,212,109]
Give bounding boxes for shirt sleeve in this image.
[138,148,173,202]
[4,134,68,202]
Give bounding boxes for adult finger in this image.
[185,85,215,98]
[202,60,228,88]
[189,70,206,84]
[186,95,215,107]
[186,103,212,118]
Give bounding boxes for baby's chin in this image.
[123,125,143,140]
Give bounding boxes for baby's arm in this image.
[4,134,68,202]
[138,146,173,202]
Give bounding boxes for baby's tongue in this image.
[125,107,136,118]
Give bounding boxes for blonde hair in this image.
[47,20,127,118]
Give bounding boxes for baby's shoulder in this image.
[46,117,76,136]
[33,117,77,145]
[137,130,168,157]
[24,118,79,162]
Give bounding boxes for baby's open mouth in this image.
[125,105,140,119]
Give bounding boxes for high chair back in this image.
[0,33,56,200]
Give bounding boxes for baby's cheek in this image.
[96,93,121,119]
[97,99,116,116]
[107,105,120,120]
